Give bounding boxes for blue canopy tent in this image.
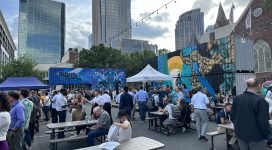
[0,77,49,90]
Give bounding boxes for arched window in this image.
[254,40,272,72]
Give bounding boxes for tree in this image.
[75,45,156,77]
[0,55,42,82]
[262,0,272,9]
[75,44,123,68]
[156,48,170,56]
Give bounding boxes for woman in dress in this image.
[0,92,11,150]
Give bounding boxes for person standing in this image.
[120,86,133,118]
[7,91,25,150]
[20,89,33,150]
[190,86,209,141]
[169,87,178,105]
[231,78,270,150]
[265,87,272,117]
[42,92,50,122]
[51,91,58,123]
[182,84,191,104]
[101,91,113,124]
[128,88,136,120]
[135,86,148,122]
[90,90,103,116]
[55,89,68,138]
[0,92,11,150]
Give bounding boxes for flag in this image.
[245,7,252,29]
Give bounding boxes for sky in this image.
[0,0,251,51]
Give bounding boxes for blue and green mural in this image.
[149,36,235,96]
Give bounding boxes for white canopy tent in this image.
[126,64,173,82]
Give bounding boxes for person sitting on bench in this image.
[217,103,232,132]
[72,104,86,135]
[87,107,111,146]
[158,97,176,134]
[217,103,237,145]
[108,110,132,142]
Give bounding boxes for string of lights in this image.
[104,0,177,45]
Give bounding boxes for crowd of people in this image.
[0,77,271,150]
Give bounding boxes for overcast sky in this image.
[0,0,250,51]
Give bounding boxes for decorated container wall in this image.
[49,68,126,90]
[235,73,256,95]
[148,36,237,96]
[234,36,255,71]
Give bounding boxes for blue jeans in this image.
[23,129,31,150]
[57,110,67,138]
[138,101,147,121]
[43,106,50,121]
[87,128,109,146]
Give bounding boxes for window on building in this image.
[254,39,272,72]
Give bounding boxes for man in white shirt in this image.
[101,91,111,106]
[43,92,51,122]
[190,86,209,141]
[90,90,103,106]
[54,89,68,138]
[51,91,58,123]
[101,91,113,123]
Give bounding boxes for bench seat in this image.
[206,131,225,150]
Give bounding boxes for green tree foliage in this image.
[263,0,272,9]
[156,48,170,56]
[75,44,156,77]
[0,55,42,81]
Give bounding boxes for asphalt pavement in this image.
[31,108,234,150]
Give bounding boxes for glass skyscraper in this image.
[92,0,131,47]
[19,0,65,64]
[175,9,204,50]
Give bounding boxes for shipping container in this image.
[234,36,255,71]
[235,73,256,95]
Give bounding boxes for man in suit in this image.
[231,78,270,150]
[119,86,133,118]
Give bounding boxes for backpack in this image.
[170,104,181,118]
[147,96,155,110]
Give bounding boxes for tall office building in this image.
[0,10,16,68]
[88,34,93,48]
[92,0,131,47]
[175,9,204,50]
[18,0,65,64]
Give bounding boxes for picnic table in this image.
[148,111,166,133]
[75,136,165,150]
[217,123,234,150]
[111,102,139,112]
[47,120,98,150]
[208,104,224,121]
[218,120,272,150]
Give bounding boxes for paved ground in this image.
[32,108,233,150]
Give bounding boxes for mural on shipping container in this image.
[149,37,235,96]
[49,68,126,90]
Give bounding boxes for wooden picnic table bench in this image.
[75,136,165,150]
[47,120,98,150]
